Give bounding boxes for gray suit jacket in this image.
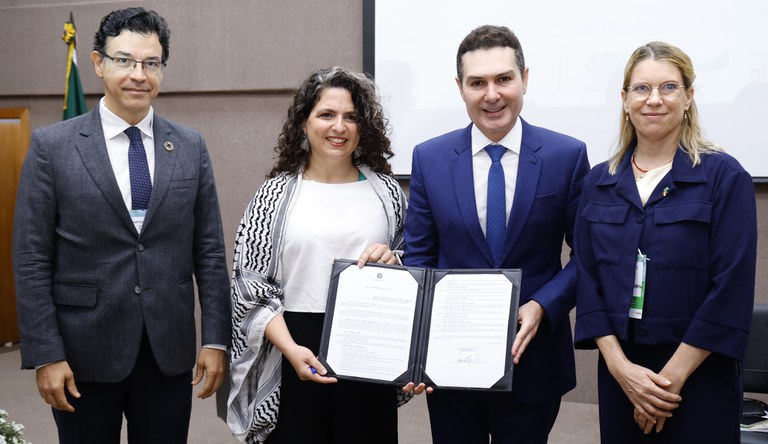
[13,106,231,382]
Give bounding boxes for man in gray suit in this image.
[12,7,230,443]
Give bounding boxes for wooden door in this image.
[0,108,29,344]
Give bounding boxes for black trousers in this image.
[52,330,193,444]
[266,312,398,444]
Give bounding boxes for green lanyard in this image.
[629,249,648,320]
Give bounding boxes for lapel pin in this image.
[164,141,174,151]
[662,186,670,197]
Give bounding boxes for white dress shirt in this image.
[98,96,156,212]
[471,118,522,237]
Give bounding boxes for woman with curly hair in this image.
[227,66,406,443]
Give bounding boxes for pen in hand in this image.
[393,249,404,266]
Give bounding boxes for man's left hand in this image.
[191,348,227,399]
[511,300,544,364]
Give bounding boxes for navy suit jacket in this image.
[404,119,589,404]
[13,106,231,382]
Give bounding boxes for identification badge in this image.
[130,209,147,233]
[629,249,648,319]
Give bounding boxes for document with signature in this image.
[318,259,520,391]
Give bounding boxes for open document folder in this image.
[318,259,521,391]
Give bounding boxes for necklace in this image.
[631,154,648,173]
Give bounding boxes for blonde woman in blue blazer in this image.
[574,41,757,443]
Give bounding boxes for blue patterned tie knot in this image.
[125,126,152,210]
[485,144,507,264]
[486,145,506,163]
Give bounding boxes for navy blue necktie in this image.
[125,126,152,210]
[485,145,507,264]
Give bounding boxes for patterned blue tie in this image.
[485,145,507,264]
[125,126,152,210]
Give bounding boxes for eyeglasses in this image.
[625,82,686,100]
[99,51,165,74]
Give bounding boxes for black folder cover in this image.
[318,259,521,391]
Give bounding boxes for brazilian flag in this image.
[62,13,87,120]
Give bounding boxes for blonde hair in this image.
[609,41,722,174]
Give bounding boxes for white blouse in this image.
[635,161,673,206]
[280,179,388,312]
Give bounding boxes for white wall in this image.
[375,0,768,177]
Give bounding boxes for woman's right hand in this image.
[265,313,337,384]
[609,359,681,424]
[283,344,338,384]
[595,335,681,427]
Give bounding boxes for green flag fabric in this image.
[62,14,87,120]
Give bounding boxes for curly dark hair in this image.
[267,66,393,178]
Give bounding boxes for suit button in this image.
[636,215,644,223]
[134,286,141,295]
[637,325,648,336]
[137,244,144,252]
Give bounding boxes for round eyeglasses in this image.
[625,82,687,100]
[99,51,165,74]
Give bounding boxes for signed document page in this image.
[424,273,513,388]
[325,265,419,381]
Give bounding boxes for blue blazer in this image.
[13,106,231,382]
[574,148,756,361]
[404,119,590,404]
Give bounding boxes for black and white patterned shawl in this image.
[226,165,406,443]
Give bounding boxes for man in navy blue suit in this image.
[403,25,590,443]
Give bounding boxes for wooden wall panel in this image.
[0,108,29,343]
